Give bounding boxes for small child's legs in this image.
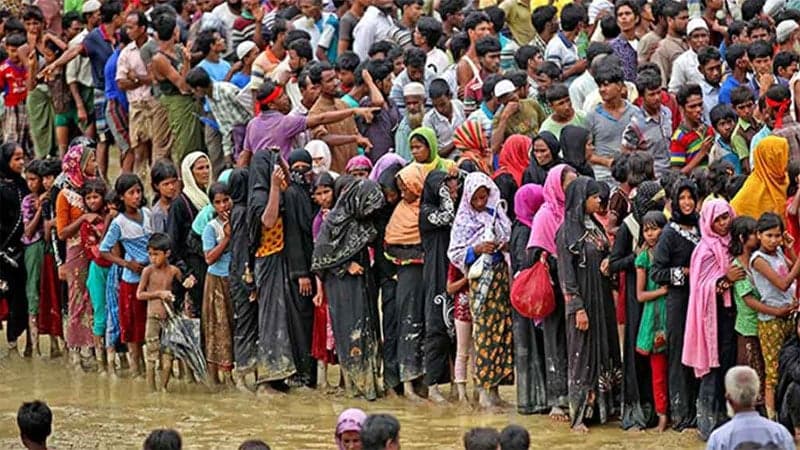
[24,241,44,355]
[454,319,474,401]
[87,261,110,369]
[650,352,669,430]
[145,316,169,391]
[758,317,795,418]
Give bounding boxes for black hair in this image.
[659,168,682,194]
[17,401,51,446]
[642,210,668,229]
[153,13,177,41]
[476,36,501,57]
[368,40,394,58]
[709,103,737,127]
[5,17,25,35]
[464,427,501,450]
[62,11,82,30]
[676,83,702,106]
[365,59,393,83]
[416,16,442,48]
[151,158,179,193]
[514,45,540,71]
[266,18,288,44]
[388,45,404,63]
[297,68,313,90]
[506,69,528,88]
[404,47,426,69]
[560,3,588,32]
[483,6,504,33]
[482,73,503,100]
[741,0,765,21]
[42,158,62,177]
[774,51,799,75]
[532,5,557,33]
[661,0,685,18]
[397,0,423,8]
[586,42,614,66]
[499,425,529,450]
[725,43,749,69]
[25,159,46,178]
[118,26,131,46]
[80,178,108,202]
[756,211,784,233]
[611,152,631,183]
[635,68,662,94]
[600,14,620,39]
[697,45,722,66]
[288,38,313,61]
[361,414,400,450]
[707,159,734,197]
[449,32,471,61]
[114,173,147,210]
[285,29,311,47]
[615,0,641,16]
[650,0,666,21]
[464,11,492,32]
[256,79,280,105]
[185,67,212,89]
[728,20,747,38]
[147,232,172,252]
[195,29,218,57]
[747,18,771,37]
[308,61,333,84]
[789,159,800,197]
[143,428,182,450]
[545,83,570,103]
[726,174,748,199]
[100,1,123,24]
[440,0,465,21]
[335,51,360,72]
[536,61,561,80]
[5,32,26,48]
[22,6,45,23]
[729,215,758,256]
[747,39,774,60]
[593,58,625,84]
[238,440,271,450]
[627,151,655,187]
[428,78,451,99]
[730,84,755,106]
[208,181,230,203]
[127,10,149,30]
[766,83,791,103]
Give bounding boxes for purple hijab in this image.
[335,408,367,450]
[369,153,407,182]
[514,184,545,228]
[527,164,570,254]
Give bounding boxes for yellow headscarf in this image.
[730,136,789,219]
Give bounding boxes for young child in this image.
[136,233,183,392]
[21,160,47,356]
[38,158,64,353]
[708,104,742,174]
[149,159,179,234]
[449,262,472,404]
[750,212,800,419]
[79,178,113,372]
[634,210,669,432]
[99,174,152,378]
[730,86,761,174]
[0,33,30,153]
[311,173,337,389]
[201,182,235,385]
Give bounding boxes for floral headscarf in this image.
[454,120,492,175]
[61,140,95,189]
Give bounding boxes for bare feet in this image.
[571,423,589,434]
[549,406,570,423]
[455,383,469,404]
[653,414,669,433]
[428,385,448,404]
[478,388,493,409]
[255,384,283,397]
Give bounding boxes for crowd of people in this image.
[3,0,800,445]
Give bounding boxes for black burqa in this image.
[608,180,665,429]
[649,178,701,431]
[560,125,595,179]
[247,151,297,384]
[522,131,562,186]
[312,178,385,400]
[0,145,28,344]
[419,171,457,387]
[167,193,204,316]
[556,177,621,429]
[228,168,258,372]
[777,328,800,435]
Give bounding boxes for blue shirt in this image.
[99,209,152,283]
[230,72,250,89]
[198,58,231,81]
[706,411,795,450]
[103,48,128,110]
[718,74,745,105]
[202,218,231,277]
[82,25,114,89]
[749,125,772,168]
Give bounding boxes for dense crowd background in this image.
[2,0,800,446]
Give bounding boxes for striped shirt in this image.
[670,123,714,169]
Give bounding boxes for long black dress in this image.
[419,171,456,387]
[556,177,621,429]
[166,193,204,316]
[649,180,701,431]
[228,169,258,372]
[0,156,28,345]
[777,332,800,435]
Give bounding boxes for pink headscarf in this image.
[514,184,544,228]
[526,164,570,254]
[335,408,367,450]
[682,199,735,379]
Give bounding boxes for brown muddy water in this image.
[0,336,704,450]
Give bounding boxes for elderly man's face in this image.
[404,95,424,115]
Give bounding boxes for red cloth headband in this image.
[765,97,790,129]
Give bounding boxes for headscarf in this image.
[385,164,425,246]
[560,125,595,178]
[181,151,213,211]
[494,134,531,186]
[334,408,367,450]
[453,120,492,175]
[670,177,700,226]
[514,184,544,228]
[524,131,562,186]
[557,176,605,250]
[311,178,386,271]
[0,144,25,188]
[730,135,789,219]
[527,164,571,254]
[191,168,232,235]
[306,140,335,176]
[228,168,249,207]
[312,172,337,239]
[409,126,455,175]
[683,199,735,378]
[447,172,512,272]
[247,151,274,255]
[369,153,407,182]
[631,180,666,224]
[288,148,313,166]
[345,155,374,174]
[61,140,95,189]
[419,170,458,234]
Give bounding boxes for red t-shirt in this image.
[0,59,28,107]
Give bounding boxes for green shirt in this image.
[539,110,587,140]
[635,250,667,354]
[732,258,760,336]
[730,117,756,162]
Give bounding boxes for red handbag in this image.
[511,251,555,320]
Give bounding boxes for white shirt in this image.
[668,49,703,94]
[422,99,466,150]
[65,29,92,87]
[352,6,395,60]
[211,2,240,57]
[427,48,450,75]
[571,71,597,113]
[544,33,579,73]
[293,13,333,58]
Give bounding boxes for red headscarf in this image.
[494,134,531,186]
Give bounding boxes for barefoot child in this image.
[201,183,235,385]
[136,232,183,391]
[634,211,669,432]
[21,160,47,356]
[311,173,337,389]
[449,263,472,404]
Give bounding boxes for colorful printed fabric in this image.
[670,123,714,169]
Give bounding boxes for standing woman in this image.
[312,177,386,400]
[55,139,98,366]
[556,176,622,433]
[730,135,789,219]
[649,178,702,431]
[419,170,460,403]
[448,172,514,409]
[453,121,492,174]
[522,132,562,186]
[560,125,596,178]
[167,151,212,317]
[493,134,532,222]
[682,199,741,440]
[510,184,548,414]
[385,164,427,401]
[0,143,29,354]
[608,180,666,430]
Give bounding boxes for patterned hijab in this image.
[454,120,492,175]
[61,139,95,189]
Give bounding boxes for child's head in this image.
[730,85,756,121]
[143,429,182,450]
[80,178,108,214]
[729,215,758,256]
[208,182,231,216]
[709,104,737,141]
[756,212,785,252]
[707,159,735,198]
[114,173,146,212]
[626,151,655,188]
[747,39,774,75]
[642,210,667,247]
[610,152,631,185]
[789,160,800,197]
[534,62,561,93]
[151,158,179,202]
[5,32,26,62]
[17,400,51,448]
[471,185,490,211]
[41,158,61,191]
[24,159,45,194]
[773,51,799,79]
[313,172,336,209]
[335,51,360,89]
[545,84,573,120]
[147,232,172,267]
[596,181,610,216]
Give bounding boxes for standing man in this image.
[623,68,673,177]
[610,0,640,82]
[423,79,466,157]
[358,59,400,164]
[456,12,493,110]
[544,3,587,84]
[389,47,435,115]
[651,0,688,88]
[294,0,331,55]
[668,18,709,93]
[671,83,714,174]
[351,0,395,61]
[211,0,242,59]
[697,46,723,124]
